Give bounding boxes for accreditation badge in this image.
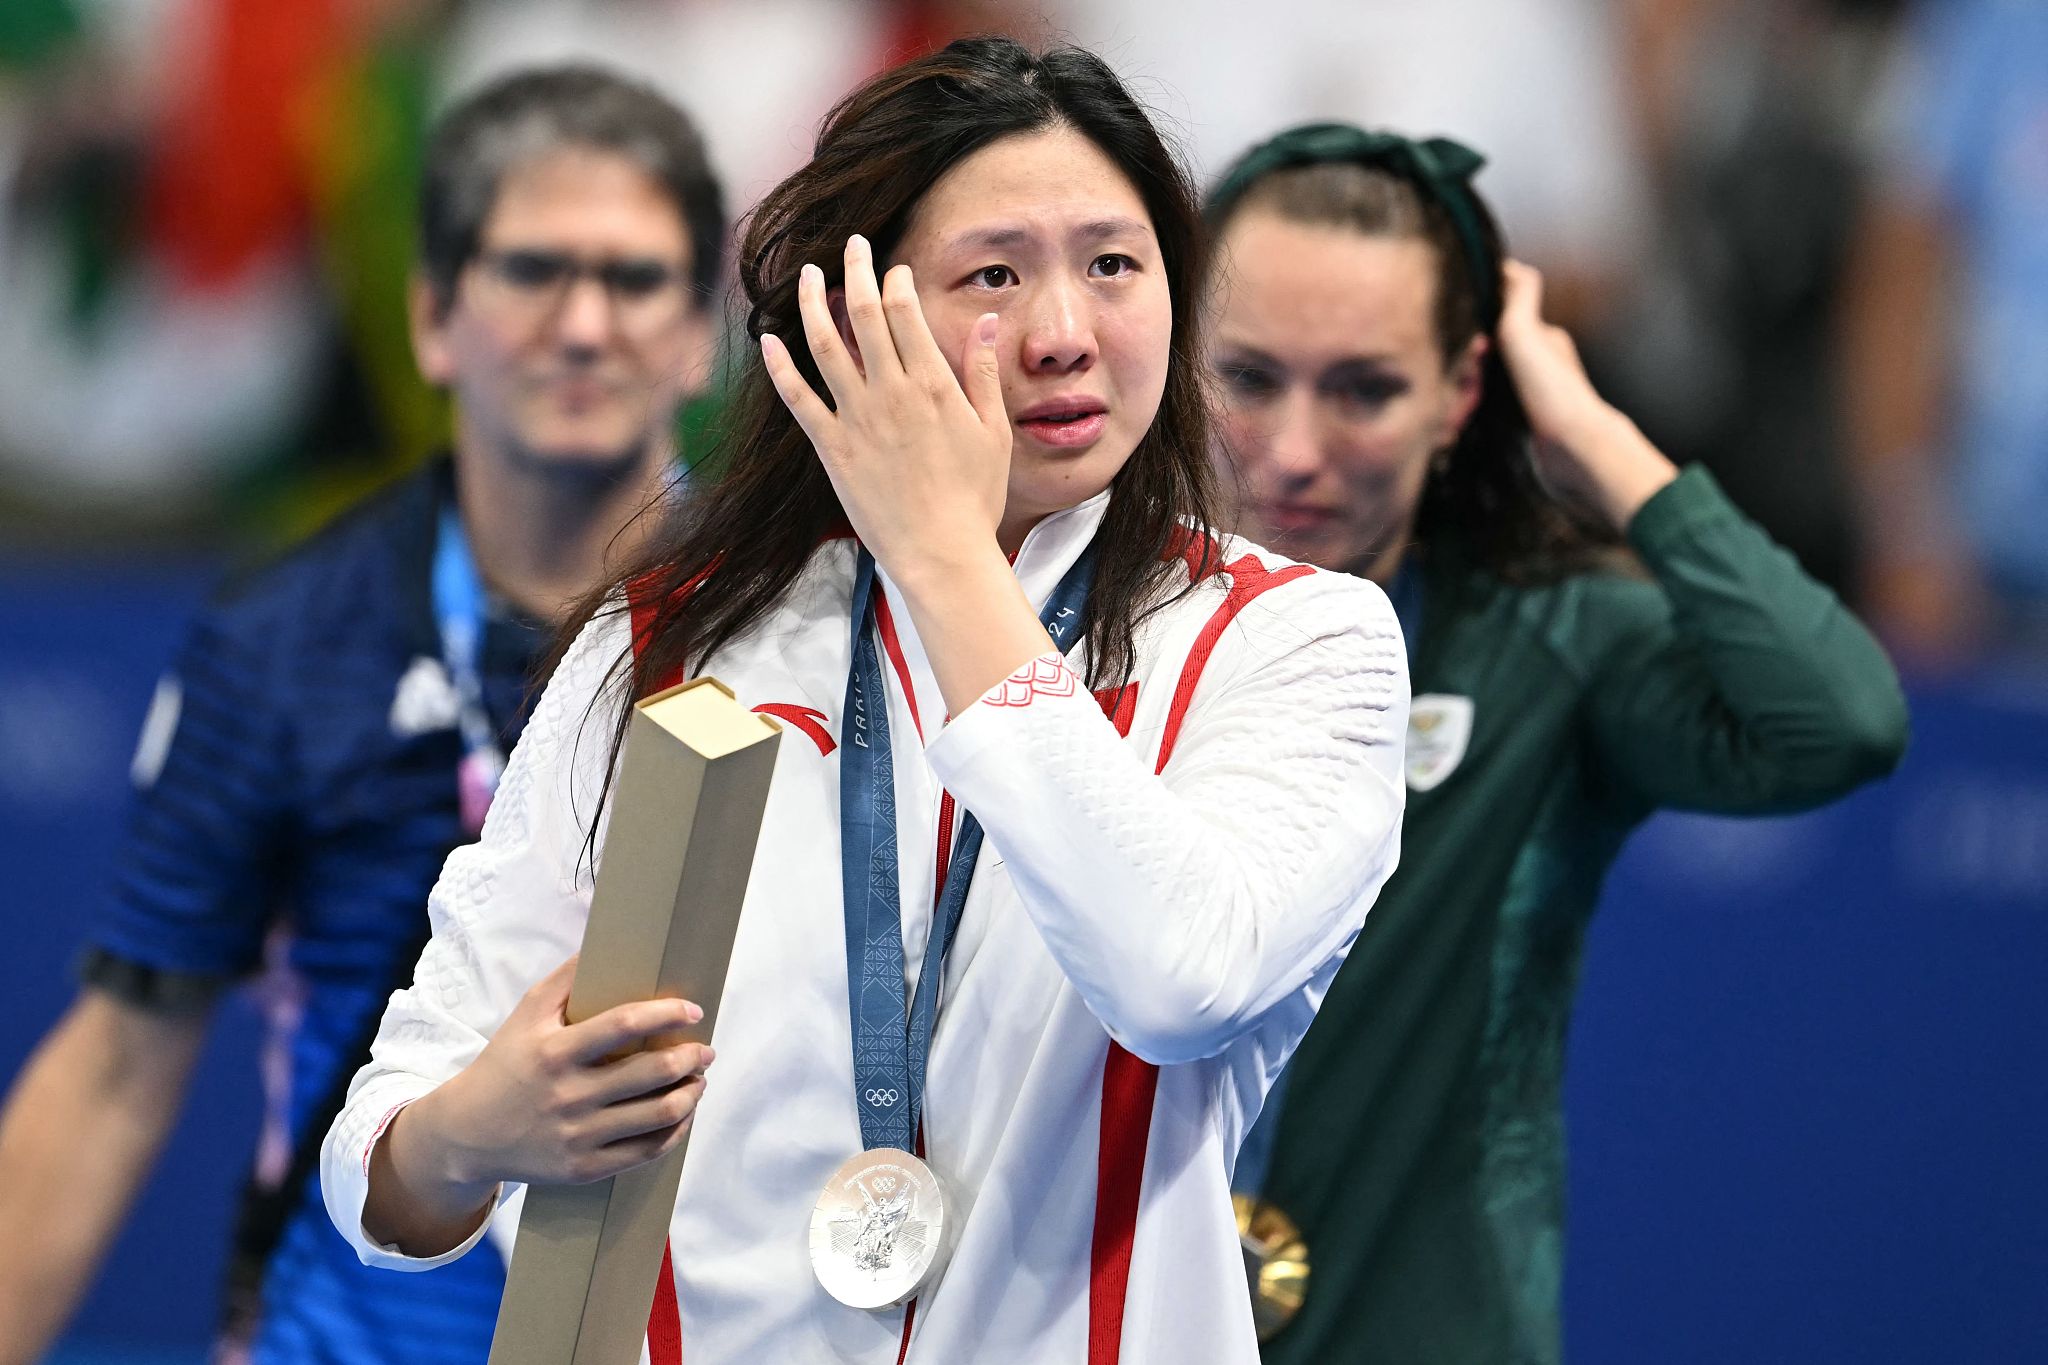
[1405,694,1474,792]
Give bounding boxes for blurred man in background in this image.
[0,63,724,1364]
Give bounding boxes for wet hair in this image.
[1208,134,1612,582]
[545,37,1221,859]
[418,64,726,311]
[579,36,1219,719]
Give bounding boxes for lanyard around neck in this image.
[433,504,507,833]
[838,544,1097,1152]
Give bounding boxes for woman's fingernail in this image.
[801,263,822,286]
[978,313,998,345]
[850,233,868,254]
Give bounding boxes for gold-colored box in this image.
[488,677,781,1365]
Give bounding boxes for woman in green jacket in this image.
[1206,124,1909,1365]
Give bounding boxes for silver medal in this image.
[808,1148,952,1309]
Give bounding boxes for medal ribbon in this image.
[433,504,509,836]
[840,543,1097,1152]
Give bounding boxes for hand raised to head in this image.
[1497,259,1675,531]
[760,233,1011,585]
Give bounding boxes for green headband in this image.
[1208,122,1498,322]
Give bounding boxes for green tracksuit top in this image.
[1257,467,1908,1365]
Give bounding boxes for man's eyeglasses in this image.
[470,248,695,337]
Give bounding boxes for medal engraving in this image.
[810,1149,951,1309]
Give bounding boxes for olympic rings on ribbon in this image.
[864,1087,901,1107]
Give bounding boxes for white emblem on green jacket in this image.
[1405,694,1473,792]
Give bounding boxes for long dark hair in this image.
[566,37,1219,817]
[1207,143,1613,583]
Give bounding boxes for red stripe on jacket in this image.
[629,541,1314,1361]
[1088,550,1314,1365]
[648,1240,683,1364]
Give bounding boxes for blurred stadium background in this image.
[1,1,2043,1361]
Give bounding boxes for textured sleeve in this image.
[320,606,630,1270]
[1585,466,1909,814]
[924,570,1409,1066]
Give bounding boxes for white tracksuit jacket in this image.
[321,491,1408,1363]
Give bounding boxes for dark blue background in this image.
[1,560,260,1365]
[3,561,2043,1363]
[1565,665,2048,1364]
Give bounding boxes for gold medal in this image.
[1234,1193,1310,1341]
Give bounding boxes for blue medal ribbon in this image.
[840,543,1097,1152]
[433,504,508,836]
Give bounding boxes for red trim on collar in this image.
[626,562,716,696]
[873,588,923,742]
[1155,554,1316,776]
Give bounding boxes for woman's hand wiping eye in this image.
[760,233,1011,584]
